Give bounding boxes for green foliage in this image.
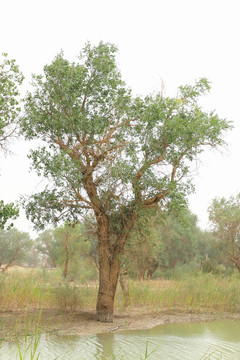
[0,228,32,268]
[36,223,97,280]
[0,53,23,229]
[201,259,216,274]
[0,53,23,146]
[54,223,86,277]
[125,205,207,279]
[17,311,42,360]
[208,194,240,271]
[0,200,19,229]
[35,229,57,267]
[19,42,232,317]
[127,273,240,313]
[20,42,231,232]
[67,257,98,282]
[53,282,82,311]
[124,207,166,279]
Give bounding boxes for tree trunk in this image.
[95,210,136,322]
[96,250,120,322]
[137,258,146,280]
[96,264,120,322]
[119,268,130,307]
[96,249,120,322]
[147,263,159,280]
[63,255,69,278]
[1,248,20,273]
[96,216,120,322]
[45,242,57,268]
[230,254,240,272]
[63,236,69,278]
[50,256,57,268]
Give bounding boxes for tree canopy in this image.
[0,228,32,272]
[21,43,230,229]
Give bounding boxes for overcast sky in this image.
[1,0,239,236]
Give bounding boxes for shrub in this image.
[52,282,82,311]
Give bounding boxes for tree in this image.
[124,206,204,279]
[0,228,32,272]
[53,224,84,278]
[124,208,166,280]
[208,194,240,271]
[0,53,23,229]
[36,229,57,267]
[161,209,203,269]
[20,42,231,322]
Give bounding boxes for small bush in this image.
[201,259,215,273]
[53,282,82,311]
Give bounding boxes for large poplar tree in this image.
[20,42,231,322]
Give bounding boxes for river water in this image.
[1,319,240,359]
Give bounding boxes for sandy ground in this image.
[1,307,240,340]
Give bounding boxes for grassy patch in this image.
[1,269,240,314]
[124,273,240,313]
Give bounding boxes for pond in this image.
[1,319,240,359]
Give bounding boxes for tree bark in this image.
[96,215,120,322]
[137,257,146,280]
[119,268,130,307]
[45,242,57,268]
[1,248,20,273]
[63,235,69,278]
[96,264,119,322]
[50,256,57,268]
[147,263,159,280]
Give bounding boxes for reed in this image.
[120,273,240,313]
[1,269,240,314]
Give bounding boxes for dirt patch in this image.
[1,307,240,340]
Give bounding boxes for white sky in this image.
[0,0,240,236]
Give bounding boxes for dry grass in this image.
[1,267,240,314]
[120,273,240,313]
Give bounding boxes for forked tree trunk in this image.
[95,211,136,322]
[1,248,20,273]
[147,264,158,280]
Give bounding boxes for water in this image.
[1,319,240,359]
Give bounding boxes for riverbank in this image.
[1,307,240,340]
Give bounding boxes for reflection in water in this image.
[1,320,240,359]
[94,333,115,359]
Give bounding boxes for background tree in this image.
[53,223,85,279]
[36,223,97,280]
[36,229,57,268]
[124,208,166,280]
[124,206,205,279]
[209,194,240,272]
[20,42,231,321]
[162,210,202,270]
[0,53,23,229]
[0,228,32,272]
